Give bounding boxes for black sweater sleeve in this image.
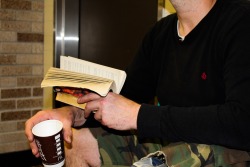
[136,3,250,151]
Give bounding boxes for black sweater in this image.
[121,0,250,151]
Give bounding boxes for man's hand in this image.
[25,106,85,157]
[77,92,140,130]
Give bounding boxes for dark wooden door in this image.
[79,0,158,70]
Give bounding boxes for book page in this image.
[60,56,126,93]
[56,92,86,109]
[41,67,113,96]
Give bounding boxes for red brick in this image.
[0,55,16,65]
[17,98,43,108]
[17,33,44,42]
[17,121,26,130]
[17,76,43,86]
[0,100,16,110]
[33,87,43,96]
[1,110,30,121]
[1,0,31,10]
[1,88,31,99]
[0,66,32,76]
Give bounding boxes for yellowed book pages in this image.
[41,56,126,109]
[60,56,126,94]
[41,67,114,96]
[56,92,86,109]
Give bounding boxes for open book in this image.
[41,56,127,109]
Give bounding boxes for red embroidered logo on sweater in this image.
[201,72,207,80]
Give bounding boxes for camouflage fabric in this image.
[89,126,250,167]
[162,143,250,167]
[90,127,161,166]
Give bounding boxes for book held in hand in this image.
[41,56,127,109]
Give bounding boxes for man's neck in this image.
[171,0,217,37]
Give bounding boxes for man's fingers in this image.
[62,122,73,144]
[77,92,101,104]
[84,99,101,118]
[30,141,40,157]
[93,110,102,122]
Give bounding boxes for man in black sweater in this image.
[26,0,250,166]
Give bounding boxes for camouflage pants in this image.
[88,126,250,167]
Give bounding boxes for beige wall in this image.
[43,0,54,109]
[165,0,175,13]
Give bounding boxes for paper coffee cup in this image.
[32,120,65,167]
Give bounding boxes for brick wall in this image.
[0,0,44,153]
